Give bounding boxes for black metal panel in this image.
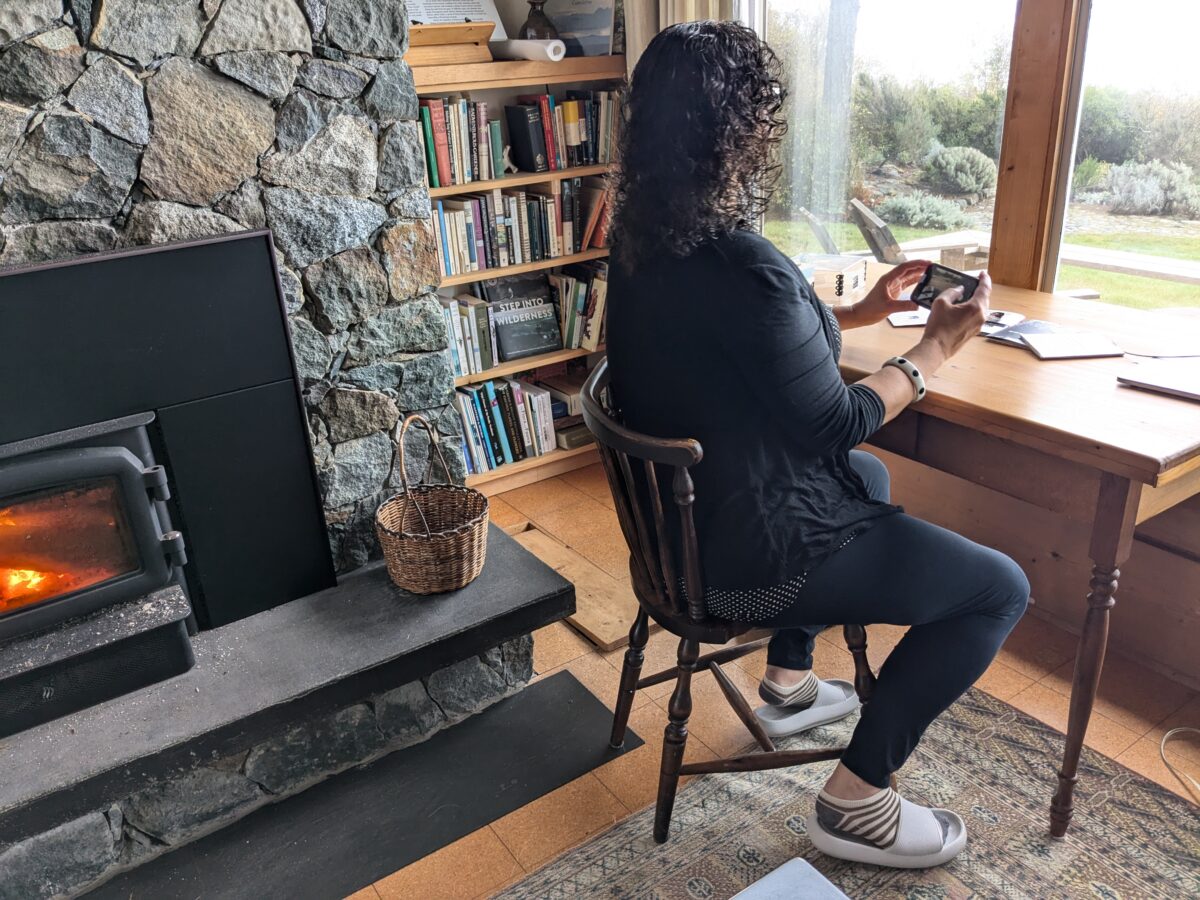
[156,381,335,628]
[0,233,293,445]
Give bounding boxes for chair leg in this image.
[843,624,877,703]
[610,608,650,749]
[654,637,699,844]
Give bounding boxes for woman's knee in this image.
[849,450,890,503]
[986,551,1031,622]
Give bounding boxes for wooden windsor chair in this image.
[581,359,879,844]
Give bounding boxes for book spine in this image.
[443,99,458,185]
[419,106,439,188]
[477,100,489,179]
[494,381,526,461]
[435,201,450,276]
[476,194,495,269]
[536,95,557,171]
[572,177,583,253]
[489,119,503,181]
[450,303,469,374]
[522,386,541,456]
[427,101,452,187]
[486,303,499,365]
[473,302,493,371]
[470,197,487,270]
[527,199,542,261]
[483,381,515,465]
[538,390,555,453]
[561,180,574,256]
[508,380,535,458]
[517,191,531,261]
[491,187,508,267]
[467,388,499,469]
[468,101,480,182]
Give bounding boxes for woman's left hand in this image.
[842,259,931,328]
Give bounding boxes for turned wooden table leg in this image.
[1050,473,1140,838]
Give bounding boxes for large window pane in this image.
[1054,1,1200,309]
[763,0,1016,271]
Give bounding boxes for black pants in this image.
[763,450,1030,788]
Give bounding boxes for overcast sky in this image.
[772,0,1200,95]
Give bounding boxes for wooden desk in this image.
[838,277,1200,836]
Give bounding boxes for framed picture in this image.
[551,0,616,56]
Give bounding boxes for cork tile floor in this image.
[347,465,1200,900]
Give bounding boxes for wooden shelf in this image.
[429,164,611,198]
[455,345,604,386]
[468,445,600,496]
[413,56,626,93]
[440,247,608,287]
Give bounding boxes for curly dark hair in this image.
[608,20,787,272]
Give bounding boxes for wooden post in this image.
[989,0,1088,290]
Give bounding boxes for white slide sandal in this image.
[806,796,967,869]
[754,678,860,738]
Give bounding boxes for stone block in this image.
[362,58,417,121]
[378,218,440,301]
[0,112,138,224]
[263,186,386,267]
[0,27,85,105]
[142,57,274,206]
[274,87,364,152]
[199,0,312,55]
[375,680,446,747]
[0,812,117,900]
[0,220,117,267]
[344,295,447,365]
[210,50,296,101]
[214,178,267,229]
[288,314,333,384]
[66,55,149,145]
[243,703,385,794]
[425,652,511,722]
[321,430,394,507]
[296,57,369,98]
[122,200,242,246]
[91,0,207,67]
[0,0,63,46]
[325,0,407,58]
[320,387,400,443]
[123,767,262,845]
[303,245,389,333]
[378,120,425,196]
[261,115,378,198]
[339,361,404,394]
[394,350,453,411]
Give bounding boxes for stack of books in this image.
[438,269,608,379]
[431,176,609,278]
[419,97,503,188]
[503,90,621,174]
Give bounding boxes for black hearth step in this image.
[0,524,574,849]
[0,588,194,740]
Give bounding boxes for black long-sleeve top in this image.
[606,230,900,592]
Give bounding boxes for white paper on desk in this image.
[888,307,1025,336]
[491,38,566,61]
[408,0,508,40]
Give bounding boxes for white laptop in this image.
[1117,359,1200,402]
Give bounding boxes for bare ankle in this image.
[822,763,886,801]
[764,665,812,688]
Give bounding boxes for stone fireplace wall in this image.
[0,0,458,574]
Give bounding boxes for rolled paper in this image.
[490,39,567,62]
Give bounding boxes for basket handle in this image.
[396,414,454,494]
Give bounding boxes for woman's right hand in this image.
[922,270,991,360]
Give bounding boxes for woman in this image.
[605,21,1029,869]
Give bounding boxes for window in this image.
[1052,0,1200,309]
[758,0,1018,270]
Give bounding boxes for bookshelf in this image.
[454,345,604,387]
[439,247,609,288]
[415,56,621,494]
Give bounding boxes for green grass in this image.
[1064,231,1200,262]
[764,218,942,257]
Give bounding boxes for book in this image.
[580,276,607,351]
[481,273,563,361]
[463,296,494,371]
[887,308,1026,337]
[422,99,452,186]
[482,380,515,465]
[520,381,556,453]
[1019,331,1124,360]
[555,422,596,450]
[419,106,439,188]
[986,319,1068,348]
[504,104,548,173]
[538,368,589,416]
[461,385,498,469]
[489,120,503,180]
[494,380,526,461]
[505,379,537,457]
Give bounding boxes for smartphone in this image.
[911,263,979,309]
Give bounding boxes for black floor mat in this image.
[90,671,641,899]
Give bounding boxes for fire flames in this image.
[0,480,137,615]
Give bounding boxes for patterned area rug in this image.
[495,689,1199,899]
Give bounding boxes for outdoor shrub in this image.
[924,146,998,194]
[926,86,1005,159]
[876,192,968,230]
[852,73,937,166]
[1076,86,1143,164]
[1107,160,1200,217]
[1072,156,1110,192]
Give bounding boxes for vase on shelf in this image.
[518,0,559,40]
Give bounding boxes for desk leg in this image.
[1049,473,1140,838]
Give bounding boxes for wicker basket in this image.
[375,415,489,594]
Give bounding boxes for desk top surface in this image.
[838,277,1200,484]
